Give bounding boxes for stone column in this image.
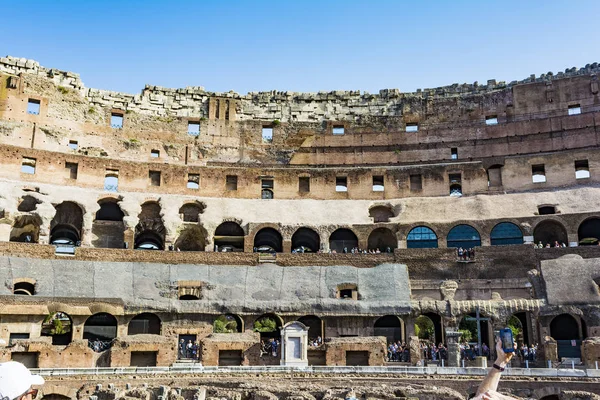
[408,335,422,366]
[282,239,292,253]
[446,330,463,367]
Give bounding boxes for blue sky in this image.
[3,1,599,94]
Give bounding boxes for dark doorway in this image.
[578,218,600,245]
[253,228,282,252]
[128,313,161,335]
[367,228,397,251]
[329,228,358,253]
[533,220,568,247]
[550,314,582,360]
[346,351,369,366]
[374,315,403,343]
[130,351,157,367]
[298,315,323,340]
[219,350,243,366]
[291,228,320,252]
[214,222,245,252]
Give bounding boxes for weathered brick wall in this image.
[324,336,387,366]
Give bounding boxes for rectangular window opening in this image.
[65,162,78,180]
[68,140,78,150]
[187,173,199,189]
[575,160,590,179]
[9,333,30,345]
[532,164,546,183]
[335,177,348,192]
[21,158,36,174]
[372,176,384,192]
[405,123,418,133]
[188,121,200,136]
[261,179,274,199]
[150,149,160,158]
[226,175,238,191]
[451,148,458,160]
[27,99,40,115]
[299,177,310,193]
[568,104,582,116]
[111,113,124,129]
[262,127,273,143]
[449,173,462,196]
[149,170,161,186]
[104,170,119,192]
[485,116,498,125]
[332,125,345,135]
[410,174,422,191]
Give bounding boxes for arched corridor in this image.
[135,202,165,250]
[214,222,245,252]
[367,228,397,251]
[291,227,320,252]
[447,225,481,248]
[50,202,83,245]
[41,311,73,345]
[253,228,283,252]
[374,315,403,343]
[550,314,585,359]
[533,220,568,247]
[92,199,125,248]
[128,313,161,335]
[253,313,283,340]
[490,222,523,246]
[406,226,438,248]
[578,217,600,245]
[329,228,358,252]
[298,315,323,340]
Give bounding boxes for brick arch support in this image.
[40,385,78,400]
[246,223,283,252]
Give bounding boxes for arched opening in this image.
[92,199,125,249]
[214,222,245,252]
[374,315,403,343]
[41,395,71,400]
[533,220,568,247]
[50,202,83,245]
[179,202,205,223]
[415,314,443,345]
[298,315,323,341]
[214,314,243,333]
[261,188,274,199]
[135,202,165,250]
[329,228,358,253]
[41,312,72,345]
[253,227,282,253]
[174,225,207,251]
[407,226,438,248]
[578,218,600,246]
[539,396,560,400]
[83,313,117,352]
[10,215,40,243]
[13,281,35,295]
[447,224,481,248]
[367,228,397,252]
[179,294,199,300]
[369,205,394,223]
[253,313,283,341]
[490,222,524,246]
[508,312,530,346]
[128,313,161,335]
[550,314,584,360]
[459,313,491,355]
[291,227,320,252]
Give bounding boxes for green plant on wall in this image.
[414,315,435,340]
[213,315,238,333]
[507,315,523,338]
[272,119,281,126]
[42,312,70,335]
[253,317,277,333]
[458,329,473,343]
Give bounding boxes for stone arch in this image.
[174,225,207,251]
[367,227,397,251]
[40,385,77,400]
[298,315,323,339]
[254,313,284,340]
[533,219,568,246]
[253,227,283,252]
[415,313,444,345]
[13,279,36,295]
[92,198,125,249]
[329,228,359,252]
[135,201,165,250]
[490,222,524,246]
[406,225,438,248]
[578,217,600,245]
[41,311,73,345]
[10,214,41,243]
[128,313,161,335]
[50,201,84,245]
[508,312,532,346]
[550,313,585,359]
[83,312,118,343]
[446,224,481,248]
[374,315,404,343]
[179,201,206,223]
[214,314,244,333]
[458,312,492,350]
[291,227,321,252]
[368,205,395,223]
[214,221,245,252]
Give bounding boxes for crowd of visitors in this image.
[260,338,280,357]
[456,247,475,261]
[460,342,489,360]
[88,338,112,352]
[308,336,323,347]
[178,338,201,360]
[386,341,411,362]
[420,341,448,361]
[534,241,567,248]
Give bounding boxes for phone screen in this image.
[500,329,514,352]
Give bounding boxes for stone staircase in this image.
[258,253,277,263]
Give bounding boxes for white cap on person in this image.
[0,361,44,400]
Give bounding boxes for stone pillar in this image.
[0,222,11,242]
[542,336,557,363]
[446,330,463,367]
[282,239,292,253]
[408,335,422,366]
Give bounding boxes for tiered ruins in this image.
[1,55,600,398]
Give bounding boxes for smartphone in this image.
[499,328,514,353]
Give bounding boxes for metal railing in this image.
[29,364,600,377]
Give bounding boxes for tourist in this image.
[178,338,185,359]
[186,339,193,358]
[0,361,45,400]
[472,337,518,399]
